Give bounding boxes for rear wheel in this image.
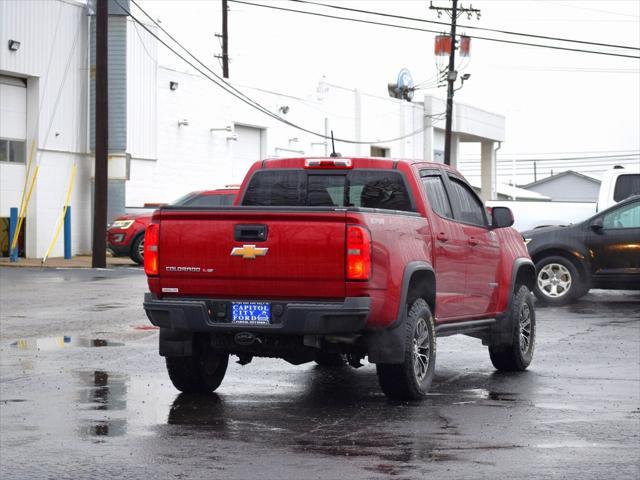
[165,341,229,394]
[533,255,582,306]
[130,233,145,265]
[376,299,436,400]
[489,285,536,371]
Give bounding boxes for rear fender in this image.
[367,262,435,364]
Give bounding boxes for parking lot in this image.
[1,266,639,479]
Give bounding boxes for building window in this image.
[0,139,26,163]
[370,146,390,157]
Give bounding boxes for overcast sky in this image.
[139,0,640,179]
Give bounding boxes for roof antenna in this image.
[329,130,341,157]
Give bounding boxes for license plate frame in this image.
[231,301,271,325]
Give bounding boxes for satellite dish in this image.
[387,68,414,102]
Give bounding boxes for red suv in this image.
[108,188,238,264]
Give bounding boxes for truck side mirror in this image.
[491,207,514,229]
[590,217,604,233]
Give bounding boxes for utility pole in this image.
[221,0,229,78]
[92,0,108,268]
[429,1,480,166]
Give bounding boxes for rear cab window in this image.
[242,169,415,212]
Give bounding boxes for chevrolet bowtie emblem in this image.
[230,244,269,259]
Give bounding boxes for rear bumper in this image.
[143,293,370,335]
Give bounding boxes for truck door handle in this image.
[234,224,268,242]
[468,237,479,246]
[436,232,449,242]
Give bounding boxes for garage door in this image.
[0,75,27,256]
[232,125,262,183]
[0,75,27,163]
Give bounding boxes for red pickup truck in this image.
[143,157,536,400]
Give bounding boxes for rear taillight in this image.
[346,225,371,281]
[144,223,159,276]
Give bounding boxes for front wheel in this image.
[533,255,581,306]
[166,343,229,394]
[376,299,436,400]
[489,285,536,371]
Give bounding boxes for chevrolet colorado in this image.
[143,157,536,400]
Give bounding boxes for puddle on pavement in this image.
[11,336,124,351]
[88,303,128,312]
[165,391,462,464]
[596,318,640,327]
[487,391,518,402]
[80,419,127,437]
[568,301,640,317]
[450,388,521,405]
[76,371,128,439]
[4,361,540,464]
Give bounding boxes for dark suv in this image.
[523,195,640,305]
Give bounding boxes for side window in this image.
[420,173,453,219]
[0,139,26,163]
[613,174,640,202]
[602,202,640,230]
[447,176,487,227]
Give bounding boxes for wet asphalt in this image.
[0,267,639,480]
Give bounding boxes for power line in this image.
[119,0,447,145]
[544,1,640,20]
[488,65,640,74]
[229,0,640,60]
[461,149,640,156]
[498,153,640,162]
[290,0,640,51]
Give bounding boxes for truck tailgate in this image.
[157,209,347,299]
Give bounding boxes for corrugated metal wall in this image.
[127,19,158,161]
[90,14,127,153]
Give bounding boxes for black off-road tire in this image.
[130,233,145,265]
[376,299,436,401]
[533,255,582,306]
[489,285,536,371]
[314,351,347,367]
[166,344,229,394]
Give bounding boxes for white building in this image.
[1,0,505,259]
